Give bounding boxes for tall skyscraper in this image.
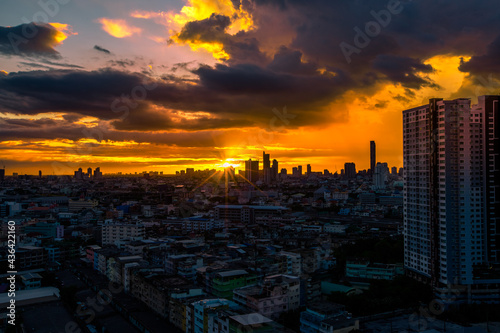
[0,168,4,182]
[344,162,356,179]
[403,96,500,302]
[370,140,376,176]
[74,167,83,180]
[306,164,312,176]
[94,167,102,179]
[263,151,271,184]
[245,159,259,183]
[271,159,279,181]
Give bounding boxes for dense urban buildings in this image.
[403,96,500,302]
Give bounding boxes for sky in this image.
[1,0,500,175]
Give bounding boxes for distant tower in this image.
[307,164,312,176]
[271,159,278,181]
[263,151,271,184]
[370,141,376,176]
[245,159,259,183]
[38,170,42,179]
[344,162,356,179]
[373,162,388,189]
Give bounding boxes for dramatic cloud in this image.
[0,62,354,132]
[373,55,436,89]
[0,23,72,58]
[459,35,500,75]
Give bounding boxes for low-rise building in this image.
[346,259,403,281]
[211,270,258,300]
[101,222,145,247]
[300,302,358,333]
[233,275,300,320]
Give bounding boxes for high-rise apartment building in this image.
[403,96,500,302]
[373,162,389,189]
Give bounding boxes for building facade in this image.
[403,96,500,301]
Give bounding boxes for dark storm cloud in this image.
[459,35,500,75]
[109,103,254,131]
[0,69,145,116]
[267,46,318,76]
[0,114,222,147]
[0,61,353,132]
[248,0,500,89]
[176,13,231,43]
[372,55,435,89]
[173,13,268,65]
[94,45,111,54]
[0,23,63,58]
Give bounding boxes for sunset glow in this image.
[1,1,498,175]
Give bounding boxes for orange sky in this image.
[0,0,495,175]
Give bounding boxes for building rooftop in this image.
[216,270,248,278]
[230,313,273,326]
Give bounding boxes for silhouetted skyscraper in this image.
[94,167,102,179]
[271,159,278,181]
[0,168,4,182]
[245,159,259,183]
[370,140,376,176]
[306,164,311,176]
[344,162,356,179]
[263,151,271,183]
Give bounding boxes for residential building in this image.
[215,205,288,223]
[211,270,257,299]
[25,222,64,239]
[233,274,300,319]
[300,302,357,333]
[403,96,500,302]
[101,222,145,247]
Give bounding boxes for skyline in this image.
[2,0,500,175]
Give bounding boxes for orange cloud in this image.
[48,22,78,44]
[133,0,254,60]
[98,18,142,38]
